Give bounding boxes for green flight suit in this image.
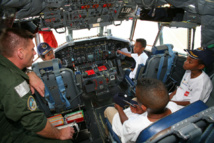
[0,54,72,143]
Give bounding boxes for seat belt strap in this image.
[163,45,175,83]
[44,84,55,110]
[33,63,55,110]
[52,59,71,108]
[157,55,164,80]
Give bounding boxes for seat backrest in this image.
[206,75,214,107]
[135,63,145,80]
[152,44,173,55]
[136,100,208,143]
[105,118,121,143]
[124,64,145,97]
[142,45,176,83]
[205,60,214,77]
[125,63,145,86]
[165,55,186,92]
[32,59,62,71]
[140,106,214,143]
[32,59,82,117]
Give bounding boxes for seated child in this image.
[37,42,55,61]
[117,38,148,79]
[26,42,56,97]
[104,78,179,143]
[170,47,214,108]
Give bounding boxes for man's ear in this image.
[17,48,24,60]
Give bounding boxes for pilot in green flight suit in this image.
[0,28,74,143]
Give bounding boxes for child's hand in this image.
[130,104,146,114]
[117,50,122,54]
[114,103,123,111]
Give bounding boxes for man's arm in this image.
[115,104,128,124]
[27,71,45,97]
[37,120,75,140]
[171,100,190,106]
[117,50,132,58]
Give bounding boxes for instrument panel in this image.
[55,36,130,95]
[55,37,131,67]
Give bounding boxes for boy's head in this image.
[136,78,169,114]
[37,42,55,61]
[183,47,214,71]
[133,38,147,55]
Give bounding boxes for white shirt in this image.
[172,70,212,105]
[129,52,148,79]
[112,102,179,143]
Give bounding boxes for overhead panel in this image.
[40,0,138,30]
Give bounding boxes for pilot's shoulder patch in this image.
[14,80,30,98]
[27,96,37,111]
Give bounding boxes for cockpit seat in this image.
[32,58,83,117]
[105,100,214,143]
[152,44,173,55]
[142,44,175,83]
[124,44,175,97]
[206,75,214,107]
[124,63,145,96]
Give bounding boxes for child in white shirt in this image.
[104,78,180,143]
[117,38,148,79]
[170,47,214,108]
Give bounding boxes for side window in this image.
[162,26,201,54]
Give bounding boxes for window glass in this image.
[105,20,132,40]
[72,27,98,39]
[161,26,201,54]
[162,27,188,54]
[133,20,159,51]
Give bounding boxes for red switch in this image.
[86,5,90,9]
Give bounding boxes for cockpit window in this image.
[133,20,159,51]
[73,27,99,39]
[105,20,132,40]
[161,26,201,54]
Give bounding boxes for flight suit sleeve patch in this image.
[27,96,37,111]
[14,80,30,98]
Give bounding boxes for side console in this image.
[77,60,117,94]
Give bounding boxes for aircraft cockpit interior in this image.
[1,0,214,143]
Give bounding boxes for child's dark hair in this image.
[136,78,169,113]
[136,38,147,48]
[198,59,205,66]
